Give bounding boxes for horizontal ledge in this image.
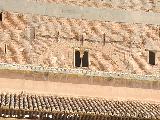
[0,62,159,81]
[1,0,160,25]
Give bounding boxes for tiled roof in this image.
[0,93,160,120]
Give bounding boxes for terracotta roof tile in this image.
[0,93,159,119]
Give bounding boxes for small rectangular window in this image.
[75,50,81,67]
[0,12,2,21]
[4,44,7,54]
[82,51,89,67]
[149,51,155,65]
[74,49,89,68]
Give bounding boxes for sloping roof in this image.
[0,93,160,120]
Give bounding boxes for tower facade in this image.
[0,1,160,120]
[1,0,160,75]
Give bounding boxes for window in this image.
[0,12,2,21]
[4,44,7,54]
[149,51,155,65]
[82,51,89,67]
[74,49,89,68]
[75,50,81,67]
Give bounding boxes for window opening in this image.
[4,44,7,54]
[74,49,89,68]
[149,51,155,65]
[75,50,81,67]
[0,12,2,21]
[82,51,89,67]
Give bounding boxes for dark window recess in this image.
[82,51,89,67]
[159,27,160,38]
[75,51,81,67]
[149,51,155,65]
[4,44,7,54]
[0,12,2,21]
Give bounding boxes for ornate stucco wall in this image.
[0,11,160,75]
[29,0,159,13]
[28,0,160,12]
